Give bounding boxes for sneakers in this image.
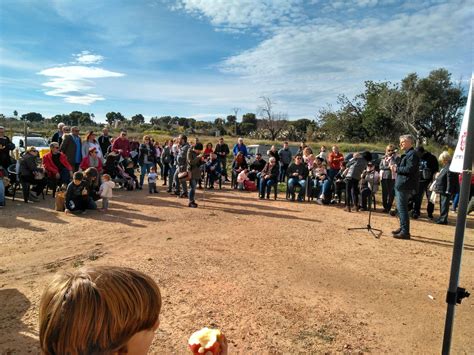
[188,201,198,208]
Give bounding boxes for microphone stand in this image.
[348,170,382,238]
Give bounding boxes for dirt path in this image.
[1,185,473,353]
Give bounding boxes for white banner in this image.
[450,75,473,173]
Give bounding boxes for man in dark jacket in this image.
[392,135,420,239]
[187,142,204,208]
[60,126,82,172]
[248,153,266,181]
[412,146,439,219]
[214,137,230,181]
[278,141,292,182]
[98,127,112,157]
[287,155,309,202]
[0,126,15,169]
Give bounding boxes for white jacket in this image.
[100,181,115,198]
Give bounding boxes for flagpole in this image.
[441,77,473,354]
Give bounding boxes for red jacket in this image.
[43,152,72,178]
[79,156,103,173]
[328,152,344,170]
[111,138,130,158]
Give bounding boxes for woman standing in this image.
[138,135,156,190]
[379,144,399,213]
[433,151,459,225]
[154,141,163,180]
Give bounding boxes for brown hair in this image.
[39,266,161,355]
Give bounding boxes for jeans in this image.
[313,178,331,198]
[452,193,459,210]
[438,193,450,223]
[328,168,338,181]
[360,188,373,209]
[396,189,412,235]
[156,158,164,179]
[102,197,109,209]
[163,163,170,183]
[174,168,188,195]
[288,177,306,199]
[279,163,289,182]
[259,178,275,197]
[168,165,176,191]
[139,162,154,187]
[189,178,198,202]
[0,179,4,206]
[381,179,395,211]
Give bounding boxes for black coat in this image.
[434,164,459,195]
[395,147,419,191]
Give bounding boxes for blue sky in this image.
[0,0,471,122]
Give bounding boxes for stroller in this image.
[104,154,135,190]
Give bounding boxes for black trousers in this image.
[381,179,395,211]
[20,175,47,202]
[413,180,434,216]
[345,178,359,207]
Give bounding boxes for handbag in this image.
[55,191,65,211]
[178,171,191,181]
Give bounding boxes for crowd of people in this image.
[1,124,472,237]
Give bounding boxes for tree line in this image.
[1,68,465,145]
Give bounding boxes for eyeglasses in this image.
[53,146,59,150]
[296,157,302,160]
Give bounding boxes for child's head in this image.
[102,174,111,182]
[150,167,156,173]
[126,160,134,168]
[39,266,161,355]
[73,172,83,185]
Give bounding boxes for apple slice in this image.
[188,327,222,355]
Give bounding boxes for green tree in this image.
[131,114,145,125]
[240,113,257,135]
[106,112,126,125]
[13,110,18,119]
[20,112,43,122]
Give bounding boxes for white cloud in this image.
[73,51,104,65]
[38,62,124,105]
[218,0,472,114]
[172,0,307,31]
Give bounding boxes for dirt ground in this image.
[0,183,473,354]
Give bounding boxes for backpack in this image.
[419,159,432,180]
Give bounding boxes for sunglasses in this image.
[53,146,60,149]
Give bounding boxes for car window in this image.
[26,137,48,147]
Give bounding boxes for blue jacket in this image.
[233,143,248,157]
[395,147,420,191]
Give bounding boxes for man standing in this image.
[0,126,15,169]
[392,134,420,239]
[278,141,292,182]
[51,122,65,144]
[60,126,82,172]
[98,127,112,157]
[412,146,439,219]
[111,129,130,158]
[173,134,190,198]
[214,137,230,181]
[232,137,248,157]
